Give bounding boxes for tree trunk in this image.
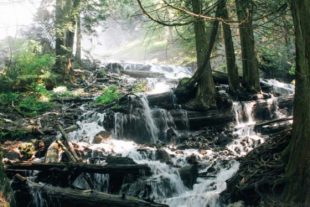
[284,0,310,205]
[75,13,82,64]
[54,0,67,74]
[221,1,240,93]
[54,0,80,77]
[235,0,260,92]
[190,0,217,109]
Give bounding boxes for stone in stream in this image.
[155,149,172,164]
[178,164,199,189]
[106,155,136,165]
[93,131,111,144]
[105,62,124,73]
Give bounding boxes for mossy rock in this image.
[174,77,196,103]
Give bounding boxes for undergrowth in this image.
[96,85,121,105]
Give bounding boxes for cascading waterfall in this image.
[140,95,159,143]
[228,102,264,157]
[35,63,291,207]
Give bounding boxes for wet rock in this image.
[105,63,124,73]
[155,149,171,164]
[179,165,198,189]
[215,132,231,146]
[166,128,177,143]
[147,92,176,109]
[186,154,199,165]
[4,151,20,160]
[93,131,111,144]
[106,155,136,165]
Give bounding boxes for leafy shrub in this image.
[96,85,120,105]
[0,92,53,116]
[0,92,19,105]
[4,40,56,91]
[32,83,52,98]
[18,95,53,116]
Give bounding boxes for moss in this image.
[95,85,121,105]
[132,81,147,93]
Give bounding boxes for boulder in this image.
[178,164,198,189]
[105,63,124,74]
[93,131,111,144]
[106,155,136,165]
[155,149,171,164]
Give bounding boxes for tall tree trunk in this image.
[284,0,310,205]
[54,0,80,76]
[75,13,82,64]
[191,0,216,109]
[54,0,66,73]
[221,1,240,93]
[235,0,260,92]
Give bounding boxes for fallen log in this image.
[121,70,165,78]
[147,92,176,109]
[58,125,81,161]
[13,174,167,207]
[5,162,151,175]
[254,116,293,129]
[52,97,94,103]
[169,109,234,130]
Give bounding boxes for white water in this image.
[48,64,292,207]
[140,95,159,143]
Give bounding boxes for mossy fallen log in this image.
[5,162,151,176]
[13,174,167,207]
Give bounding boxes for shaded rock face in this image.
[106,156,136,165]
[155,149,171,164]
[178,165,199,189]
[105,63,124,74]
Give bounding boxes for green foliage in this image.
[2,40,56,92]
[288,63,296,75]
[8,40,54,77]
[18,95,53,116]
[32,83,52,98]
[0,93,19,105]
[96,85,120,105]
[0,92,53,117]
[132,81,147,93]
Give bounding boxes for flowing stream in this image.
[30,63,292,207]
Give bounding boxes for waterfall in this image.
[228,101,264,156]
[140,95,159,143]
[57,63,292,207]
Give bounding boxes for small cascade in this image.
[69,110,106,143]
[30,188,47,207]
[112,95,159,144]
[60,63,291,207]
[140,95,159,143]
[268,94,286,119]
[228,102,264,156]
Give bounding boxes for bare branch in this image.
[136,0,192,26]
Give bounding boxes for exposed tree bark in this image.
[54,0,81,77]
[75,13,82,64]
[235,0,260,92]
[284,0,310,205]
[220,1,240,93]
[54,0,67,74]
[187,0,219,110]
